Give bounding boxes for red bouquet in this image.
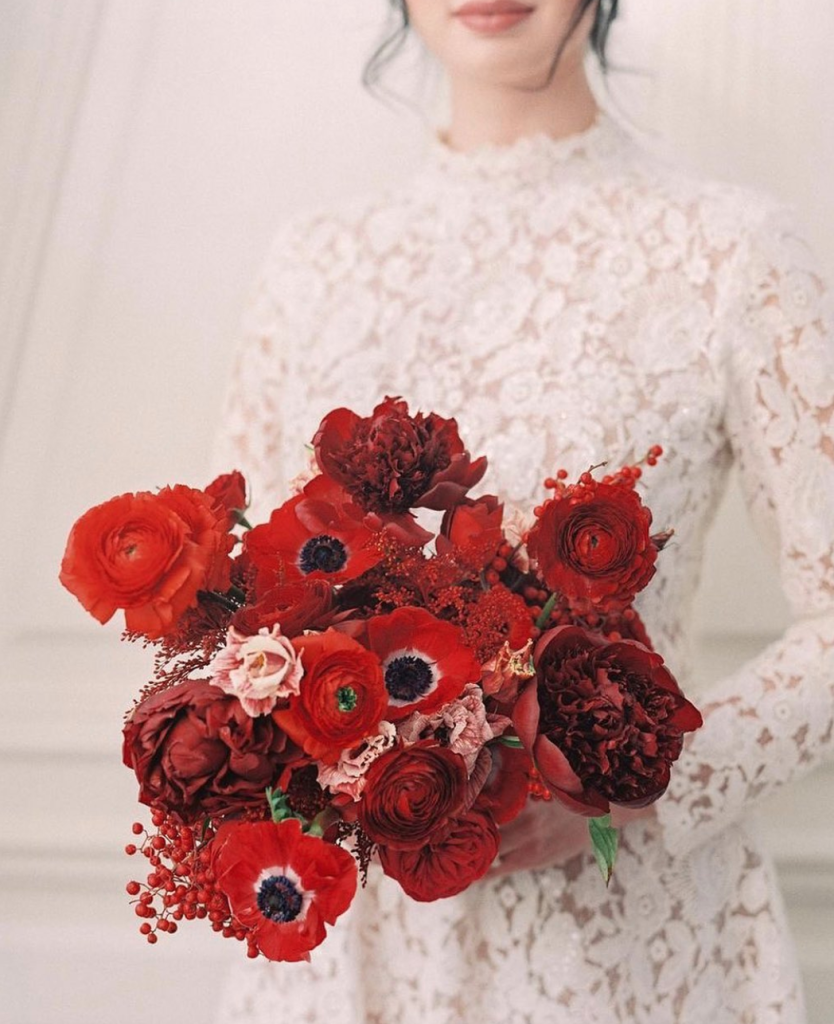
[60,396,701,963]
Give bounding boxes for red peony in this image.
[232,580,333,637]
[204,470,248,529]
[274,630,388,763]
[357,741,469,850]
[313,396,487,514]
[437,494,504,567]
[60,485,234,640]
[211,818,357,962]
[513,625,702,814]
[527,480,657,612]
[122,678,299,824]
[244,476,383,589]
[364,606,482,721]
[378,808,500,901]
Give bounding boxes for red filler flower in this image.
[365,606,482,721]
[211,819,357,962]
[313,396,487,513]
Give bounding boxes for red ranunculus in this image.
[437,494,504,567]
[211,818,357,962]
[527,480,657,611]
[232,580,333,637]
[122,678,299,823]
[378,807,500,901]
[364,606,482,721]
[357,741,469,850]
[205,470,248,529]
[313,396,487,514]
[60,485,234,640]
[244,476,383,589]
[274,630,388,763]
[513,625,702,814]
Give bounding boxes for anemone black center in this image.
[299,534,347,575]
[256,874,303,923]
[385,654,434,703]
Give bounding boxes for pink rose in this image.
[316,721,398,800]
[208,625,303,717]
[398,684,511,774]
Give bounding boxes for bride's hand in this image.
[485,799,653,878]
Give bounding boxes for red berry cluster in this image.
[527,766,553,802]
[125,810,258,956]
[539,445,664,505]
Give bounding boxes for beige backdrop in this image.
[1,2,832,1022]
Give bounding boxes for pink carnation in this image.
[398,684,511,774]
[317,722,397,801]
[208,625,303,717]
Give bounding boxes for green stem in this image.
[535,592,559,630]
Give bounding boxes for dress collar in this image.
[418,109,629,189]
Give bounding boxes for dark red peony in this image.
[437,494,504,567]
[513,625,702,814]
[378,808,500,901]
[357,741,469,850]
[60,485,234,640]
[244,475,383,589]
[211,818,357,962]
[274,630,388,763]
[312,396,487,513]
[527,480,657,611]
[122,678,298,823]
[204,470,248,529]
[232,580,333,637]
[364,606,482,721]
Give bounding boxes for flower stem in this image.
[535,592,559,630]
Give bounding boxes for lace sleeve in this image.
[654,203,834,858]
[211,228,296,524]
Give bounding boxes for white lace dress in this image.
[213,112,834,1024]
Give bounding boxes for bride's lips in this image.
[454,1,535,35]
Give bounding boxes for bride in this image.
[214,2,834,1021]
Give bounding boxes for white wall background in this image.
[0,2,832,1022]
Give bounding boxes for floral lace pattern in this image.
[213,113,834,1024]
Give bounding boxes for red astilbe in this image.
[313,396,487,514]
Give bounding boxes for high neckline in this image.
[419,109,629,188]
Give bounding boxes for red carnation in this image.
[357,741,469,850]
[122,678,299,824]
[513,625,702,814]
[364,606,481,721]
[378,808,500,901]
[437,494,504,568]
[527,480,657,612]
[211,819,357,962]
[60,485,234,640]
[244,476,382,589]
[205,470,248,529]
[313,396,487,514]
[274,630,388,763]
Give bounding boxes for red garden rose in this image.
[274,630,388,763]
[437,494,504,568]
[122,678,299,824]
[205,470,248,529]
[232,580,334,637]
[527,480,657,612]
[378,807,500,901]
[211,818,357,962]
[313,396,487,514]
[513,625,702,814]
[357,741,469,850]
[244,475,383,589]
[60,485,234,640]
[364,606,482,721]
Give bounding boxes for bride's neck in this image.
[442,63,599,152]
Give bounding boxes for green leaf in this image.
[588,814,619,886]
[496,735,525,748]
